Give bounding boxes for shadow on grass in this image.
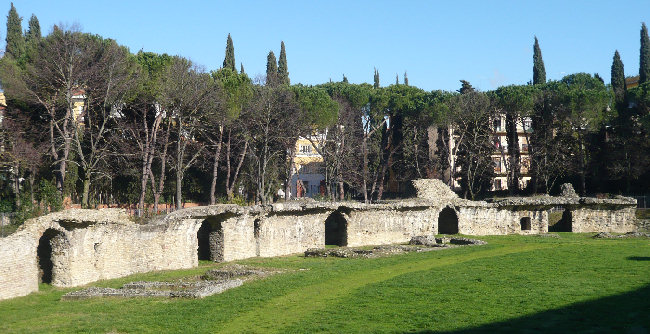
[628,256,650,261]
[411,284,650,333]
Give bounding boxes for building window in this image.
[523,118,532,132]
[521,143,528,152]
[494,179,502,190]
[493,119,502,132]
[492,157,501,173]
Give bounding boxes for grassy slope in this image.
[0,234,648,333]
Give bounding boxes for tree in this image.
[404,71,409,86]
[160,57,211,209]
[640,23,650,84]
[242,84,298,204]
[493,85,535,194]
[342,74,348,83]
[533,36,546,85]
[1,27,98,197]
[373,68,380,89]
[278,41,289,85]
[26,14,41,44]
[223,33,236,72]
[240,63,245,74]
[558,73,612,194]
[289,85,339,199]
[209,68,252,202]
[266,51,278,85]
[5,2,25,59]
[459,80,474,94]
[73,39,137,208]
[448,91,495,199]
[611,50,626,104]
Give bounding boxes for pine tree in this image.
[240,63,245,74]
[459,80,475,94]
[223,33,236,72]
[640,23,650,84]
[373,68,380,88]
[404,71,409,86]
[26,14,40,43]
[5,2,25,59]
[533,36,546,85]
[342,74,348,83]
[611,50,626,104]
[266,51,278,85]
[278,41,289,85]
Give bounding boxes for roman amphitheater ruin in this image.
[0,179,638,301]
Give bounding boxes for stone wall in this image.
[344,203,439,247]
[0,230,38,300]
[256,208,331,258]
[457,205,548,235]
[0,180,639,301]
[570,206,637,233]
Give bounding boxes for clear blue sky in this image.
[2,0,649,92]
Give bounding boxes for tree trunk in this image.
[209,128,224,205]
[82,175,91,208]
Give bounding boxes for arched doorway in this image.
[197,218,224,262]
[325,211,347,246]
[438,207,459,234]
[37,229,64,284]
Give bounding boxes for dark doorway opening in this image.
[438,207,459,234]
[550,209,573,232]
[520,217,532,230]
[37,229,64,284]
[197,218,224,262]
[325,211,347,246]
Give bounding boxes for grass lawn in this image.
[0,233,648,333]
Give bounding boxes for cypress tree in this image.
[223,33,236,72]
[533,36,546,85]
[373,68,380,88]
[395,73,399,85]
[5,2,25,59]
[266,51,277,85]
[342,74,348,83]
[278,41,289,85]
[240,63,245,74]
[404,71,409,86]
[640,23,650,84]
[26,14,41,43]
[611,50,626,104]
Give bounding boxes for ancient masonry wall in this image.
[256,209,332,258]
[570,206,637,233]
[0,230,38,300]
[344,205,440,247]
[0,180,638,301]
[457,206,548,235]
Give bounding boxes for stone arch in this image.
[438,207,458,234]
[197,217,224,262]
[325,210,347,246]
[37,228,65,285]
[520,217,532,231]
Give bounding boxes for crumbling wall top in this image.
[411,179,459,202]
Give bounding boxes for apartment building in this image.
[490,114,532,191]
[290,136,326,198]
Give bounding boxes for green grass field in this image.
[0,233,648,333]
